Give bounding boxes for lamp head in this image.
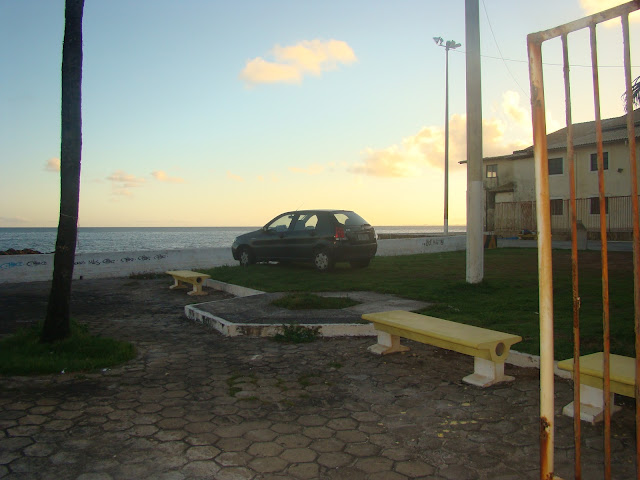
[433,36,443,46]
[445,40,461,49]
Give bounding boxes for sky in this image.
[1,0,639,228]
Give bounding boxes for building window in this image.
[486,164,497,178]
[590,196,609,215]
[548,157,563,175]
[550,199,564,216]
[590,152,609,171]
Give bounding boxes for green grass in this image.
[273,323,320,343]
[271,293,359,310]
[0,321,136,375]
[204,249,636,360]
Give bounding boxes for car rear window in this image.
[333,212,368,226]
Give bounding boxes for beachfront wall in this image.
[0,235,467,284]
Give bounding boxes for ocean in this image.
[0,226,466,254]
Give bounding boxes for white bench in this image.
[166,270,211,296]
[557,352,634,423]
[362,310,522,387]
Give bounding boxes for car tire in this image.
[238,247,256,267]
[350,259,370,269]
[314,249,334,272]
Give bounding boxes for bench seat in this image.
[362,310,522,387]
[166,270,211,296]
[557,352,635,423]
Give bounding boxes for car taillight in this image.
[335,226,346,240]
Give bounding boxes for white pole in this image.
[465,0,484,283]
[444,45,450,236]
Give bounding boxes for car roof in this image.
[281,209,354,215]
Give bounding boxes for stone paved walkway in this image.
[0,277,636,479]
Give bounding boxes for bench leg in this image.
[463,357,514,388]
[187,283,207,296]
[170,278,187,290]
[562,384,622,424]
[368,331,410,355]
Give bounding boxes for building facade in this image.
[482,110,640,238]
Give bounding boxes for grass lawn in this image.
[0,321,136,376]
[204,248,636,360]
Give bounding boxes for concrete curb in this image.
[194,280,573,379]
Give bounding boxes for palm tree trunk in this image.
[42,0,85,343]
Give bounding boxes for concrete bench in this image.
[557,352,635,423]
[362,310,522,387]
[166,270,211,296]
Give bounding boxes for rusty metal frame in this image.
[527,2,640,479]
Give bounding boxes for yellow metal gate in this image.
[527,2,640,479]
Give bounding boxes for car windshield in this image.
[266,214,295,232]
[333,211,369,226]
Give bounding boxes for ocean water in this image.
[0,225,466,254]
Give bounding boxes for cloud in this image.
[579,0,639,24]
[502,91,528,125]
[44,157,60,172]
[226,171,244,182]
[0,216,28,226]
[288,164,325,175]
[107,170,146,197]
[240,39,357,86]
[349,114,529,178]
[151,170,185,184]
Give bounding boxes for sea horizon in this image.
[0,225,467,255]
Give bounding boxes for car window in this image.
[266,214,295,232]
[293,214,319,231]
[333,212,367,226]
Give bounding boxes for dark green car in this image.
[231,210,377,271]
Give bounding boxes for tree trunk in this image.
[42,0,85,343]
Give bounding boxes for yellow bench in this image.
[362,310,522,387]
[557,352,635,423]
[166,270,211,296]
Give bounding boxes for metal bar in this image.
[621,13,640,476]
[527,34,555,480]
[528,1,639,43]
[561,33,582,480]
[589,24,612,479]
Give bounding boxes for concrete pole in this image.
[465,0,484,283]
[444,46,450,236]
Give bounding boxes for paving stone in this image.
[354,456,393,473]
[186,445,221,461]
[317,452,353,468]
[1,278,636,480]
[395,459,436,477]
[248,456,288,473]
[279,447,317,463]
[287,462,320,479]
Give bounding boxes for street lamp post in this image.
[433,37,461,236]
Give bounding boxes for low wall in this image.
[0,247,235,284]
[0,235,467,284]
[376,234,466,256]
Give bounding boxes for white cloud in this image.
[349,114,530,178]
[151,170,185,184]
[226,171,244,182]
[579,0,639,25]
[107,170,146,197]
[502,91,528,126]
[44,157,60,172]
[0,216,29,226]
[240,39,357,86]
[288,164,325,175]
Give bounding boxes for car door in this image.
[285,213,321,259]
[258,213,296,259]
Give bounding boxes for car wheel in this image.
[314,249,334,272]
[350,259,370,269]
[239,247,255,267]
